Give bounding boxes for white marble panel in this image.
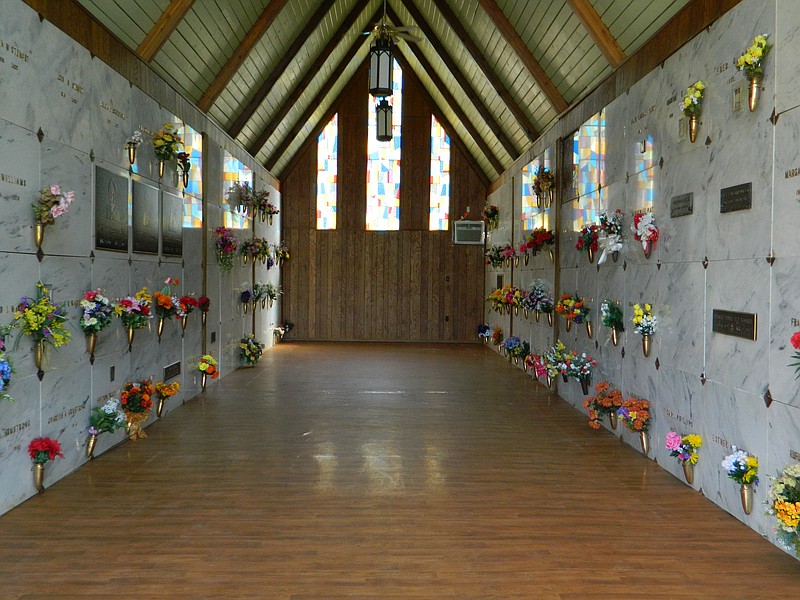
[0,1,43,133]
[88,348,131,458]
[657,261,706,373]
[776,0,800,114]
[128,260,161,380]
[619,352,658,459]
[40,141,92,258]
[658,149,709,264]
[772,106,800,258]
[90,58,132,168]
[700,381,769,532]
[705,258,769,394]
[128,88,162,184]
[603,94,626,187]
[625,66,670,178]
[623,166,661,267]
[768,256,800,407]
[40,256,91,371]
[0,119,41,254]
[0,373,41,515]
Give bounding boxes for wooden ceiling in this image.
[75,0,692,180]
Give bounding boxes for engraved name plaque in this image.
[720,182,752,213]
[163,361,181,380]
[712,309,757,340]
[670,193,693,218]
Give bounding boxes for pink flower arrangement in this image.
[33,184,75,225]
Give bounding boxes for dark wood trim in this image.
[564,0,625,67]
[136,0,195,62]
[197,0,291,112]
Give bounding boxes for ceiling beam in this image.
[249,2,377,157]
[263,36,368,172]
[431,0,545,139]
[136,0,196,63]
[564,0,625,66]
[228,0,340,138]
[197,0,291,112]
[475,0,568,114]
[396,39,504,176]
[400,0,522,160]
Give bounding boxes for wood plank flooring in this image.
[0,343,797,598]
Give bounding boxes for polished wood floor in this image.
[0,343,797,598]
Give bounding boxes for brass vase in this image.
[34,223,45,248]
[562,373,569,383]
[643,242,653,259]
[243,254,249,265]
[523,309,529,319]
[546,375,553,389]
[201,372,207,391]
[524,253,529,266]
[523,361,528,372]
[86,434,98,459]
[157,396,165,418]
[201,312,207,327]
[689,114,699,143]
[741,483,753,515]
[127,141,137,165]
[483,337,488,345]
[580,377,590,395]
[181,315,188,331]
[586,321,593,339]
[535,310,540,323]
[157,317,165,339]
[260,210,266,223]
[611,328,619,347]
[513,305,519,317]
[642,334,652,357]
[611,251,619,263]
[547,248,555,263]
[505,258,510,268]
[33,463,45,493]
[158,159,165,178]
[243,302,249,314]
[547,312,553,327]
[565,319,572,333]
[639,432,650,455]
[587,247,595,264]
[86,333,97,357]
[269,215,274,226]
[126,326,135,348]
[513,356,519,365]
[182,169,190,188]
[748,76,761,112]
[608,412,618,430]
[33,341,44,371]
[261,298,267,310]
[682,461,694,485]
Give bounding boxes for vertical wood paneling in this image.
[282,60,486,341]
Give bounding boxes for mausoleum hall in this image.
[1,0,800,596]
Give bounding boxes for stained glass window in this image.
[366,59,402,231]
[429,115,450,231]
[181,123,203,228]
[521,148,553,231]
[634,135,655,212]
[571,111,606,231]
[222,151,252,230]
[317,113,338,230]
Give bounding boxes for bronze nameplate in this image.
[670,193,693,218]
[712,309,757,340]
[720,182,752,213]
[163,361,181,380]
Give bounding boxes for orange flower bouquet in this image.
[120,378,155,440]
[155,380,180,418]
[583,380,623,430]
[617,397,651,432]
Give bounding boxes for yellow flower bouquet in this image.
[682,80,705,117]
[736,34,770,79]
[14,282,71,348]
[152,123,183,161]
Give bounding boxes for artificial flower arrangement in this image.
[598,209,624,263]
[575,223,600,260]
[240,287,253,313]
[567,351,596,387]
[555,292,589,325]
[525,280,554,318]
[666,432,702,465]
[178,295,198,319]
[484,245,505,268]
[14,282,71,357]
[240,334,265,366]
[152,277,181,320]
[275,321,294,339]
[501,337,530,363]
[630,211,659,256]
[155,380,180,417]
[274,242,290,264]
[198,355,219,380]
[115,288,152,331]
[500,335,520,357]
[617,397,651,432]
[767,463,800,555]
[524,353,548,379]
[253,237,271,264]
[226,182,255,214]
[524,227,555,256]
[263,199,280,222]
[152,123,183,162]
[176,151,191,184]
[239,239,261,263]
[79,289,115,336]
[126,130,144,153]
[486,284,518,314]
[0,327,14,404]
[86,398,126,457]
[788,331,800,378]
[28,436,64,492]
[533,166,555,206]
[583,380,623,430]
[197,295,211,324]
[736,34,770,80]
[682,80,705,117]
[722,447,759,485]
[491,326,504,346]
[265,282,281,304]
[33,184,74,227]
[214,226,238,272]
[483,204,499,230]
[542,340,573,381]
[120,378,155,440]
[477,323,491,342]
[632,303,657,335]
[252,282,268,307]
[600,299,624,346]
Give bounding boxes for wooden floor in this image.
[0,343,797,598]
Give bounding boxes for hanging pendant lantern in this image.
[369,36,393,97]
[376,98,393,142]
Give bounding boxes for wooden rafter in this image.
[432,0,546,138]
[263,36,367,172]
[136,0,195,63]
[400,0,522,159]
[396,37,504,176]
[228,1,338,138]
[197,0,291,112]
[475,0,568,113]
[564,0,625,67]
[248,1,376,157]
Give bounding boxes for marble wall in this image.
[0,2,281,514]
[486,0,800,558]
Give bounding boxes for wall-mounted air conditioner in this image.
[452,220,485,245]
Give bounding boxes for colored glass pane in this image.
[521,148,553,231]
[182,123,203,228]
[429,115,450,231]
[317,113,338,230]
[222,151,252,230]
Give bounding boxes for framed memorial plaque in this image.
[162,190,183,257]
[132,180,159,254]
[94,166,129,252]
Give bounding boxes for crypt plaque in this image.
[712,309,757,341]
[161,191,183,257]
[720,182,752,214]
[132,180,159,254]
[670,193,693,218]
[94,166,129,252]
